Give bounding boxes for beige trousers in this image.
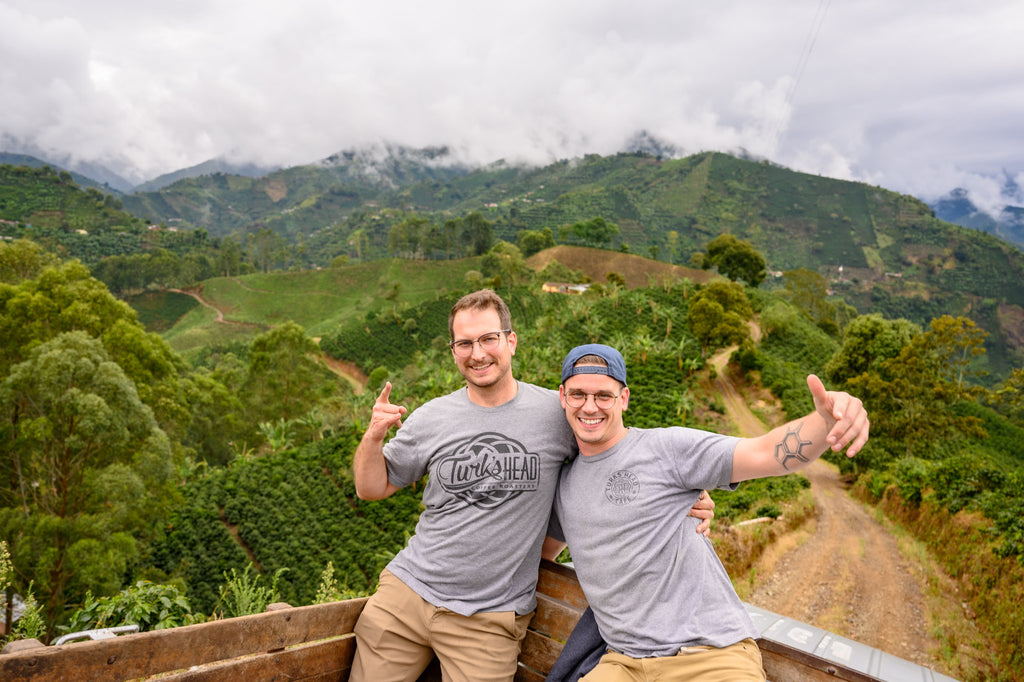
[581,637,766,682]
[350,569,533,682]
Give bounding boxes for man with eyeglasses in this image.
[546,344,869,681]
[350,291,714,682]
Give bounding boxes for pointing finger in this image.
[377,381,393,405]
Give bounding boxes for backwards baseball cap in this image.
[561,344,627,385]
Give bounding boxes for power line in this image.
[768,0,831,158]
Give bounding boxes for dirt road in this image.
[710,346,954,673]
[745,460,938,667]
[169,288,368,393]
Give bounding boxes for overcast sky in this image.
[2,1,1022,214]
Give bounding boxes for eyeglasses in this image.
[564,390,622,409]
[449,329,511,356]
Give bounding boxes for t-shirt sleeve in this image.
[382,406,432,488]
[656,427,740,492]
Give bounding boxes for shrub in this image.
[64,581,198,633]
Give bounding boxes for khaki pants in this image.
[581,638,766,682]
[350,569,533,682]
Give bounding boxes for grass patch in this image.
[866,503,998,681]
[718,483,817,598]
[163,258,483,344]
[127,291,199,332]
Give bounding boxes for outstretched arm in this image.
[731,375,869,483]
[354,381,407,500]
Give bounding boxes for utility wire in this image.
[768,0,831,159]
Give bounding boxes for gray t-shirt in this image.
[383,381,576,616]
[550,426,757,657]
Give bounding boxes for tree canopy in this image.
[0,332,176,631]
[704,233,766,287]
[686,279,753,355]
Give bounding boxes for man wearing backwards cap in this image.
[547,343,869,681]
[349,293,715,682]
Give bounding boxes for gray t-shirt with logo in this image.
[550,426,756,657]
[383,381,576,616]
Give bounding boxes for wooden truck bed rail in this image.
[0,561,956,682]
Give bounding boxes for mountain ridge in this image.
[6,141,1023,252]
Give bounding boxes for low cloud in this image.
[1,0,1022,215]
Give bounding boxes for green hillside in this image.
[0,153,123,195]
[0,164,141,232]
[114,149,1024,303]
[121,145,469,239]
[0,164,210,266]
[4,150,1024,374]
[111,150,1024,375]
[156,256,485,358]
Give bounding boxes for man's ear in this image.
[558,385,567,409]
[621,386,630,411]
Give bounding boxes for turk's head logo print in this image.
[605,470,640,505]
[436,433,541,509]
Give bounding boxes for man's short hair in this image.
[449,289,512,339]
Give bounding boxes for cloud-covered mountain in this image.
[131,158,284,193]
[930,181,1024,249]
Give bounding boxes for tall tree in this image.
[0,239,59,284]
[567,216,619,248]
[843,316,987,463]
[244,323,337,425]
[388,216,428,258]
[704,234,766,287]
[825,314,920,385]
[783,268,831,323]
[923,315,988,395]
[686,280,752,355]
[481,241,527,286]
[0,332,176,634]
[517,227,556,257]
[462,212,493,256]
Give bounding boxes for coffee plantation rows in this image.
[151,434,423,614]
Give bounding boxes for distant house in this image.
[542,282,591,295]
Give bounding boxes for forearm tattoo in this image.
[774,421,813,471]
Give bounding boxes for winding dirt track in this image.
[710,346,949,672]
[169,287,368,393]
[744,460,937,668]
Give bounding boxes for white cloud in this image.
[1,0,1022,216]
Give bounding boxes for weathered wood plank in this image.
[514,663,548,682]
[518,628,565,678]
[156,636,356,682]
[530,593,584,643]
[0,562,926,682]
[758,638,882,682]
[536,560,587,610]
[0,599,367,682]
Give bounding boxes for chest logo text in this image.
[436,433,540,508]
